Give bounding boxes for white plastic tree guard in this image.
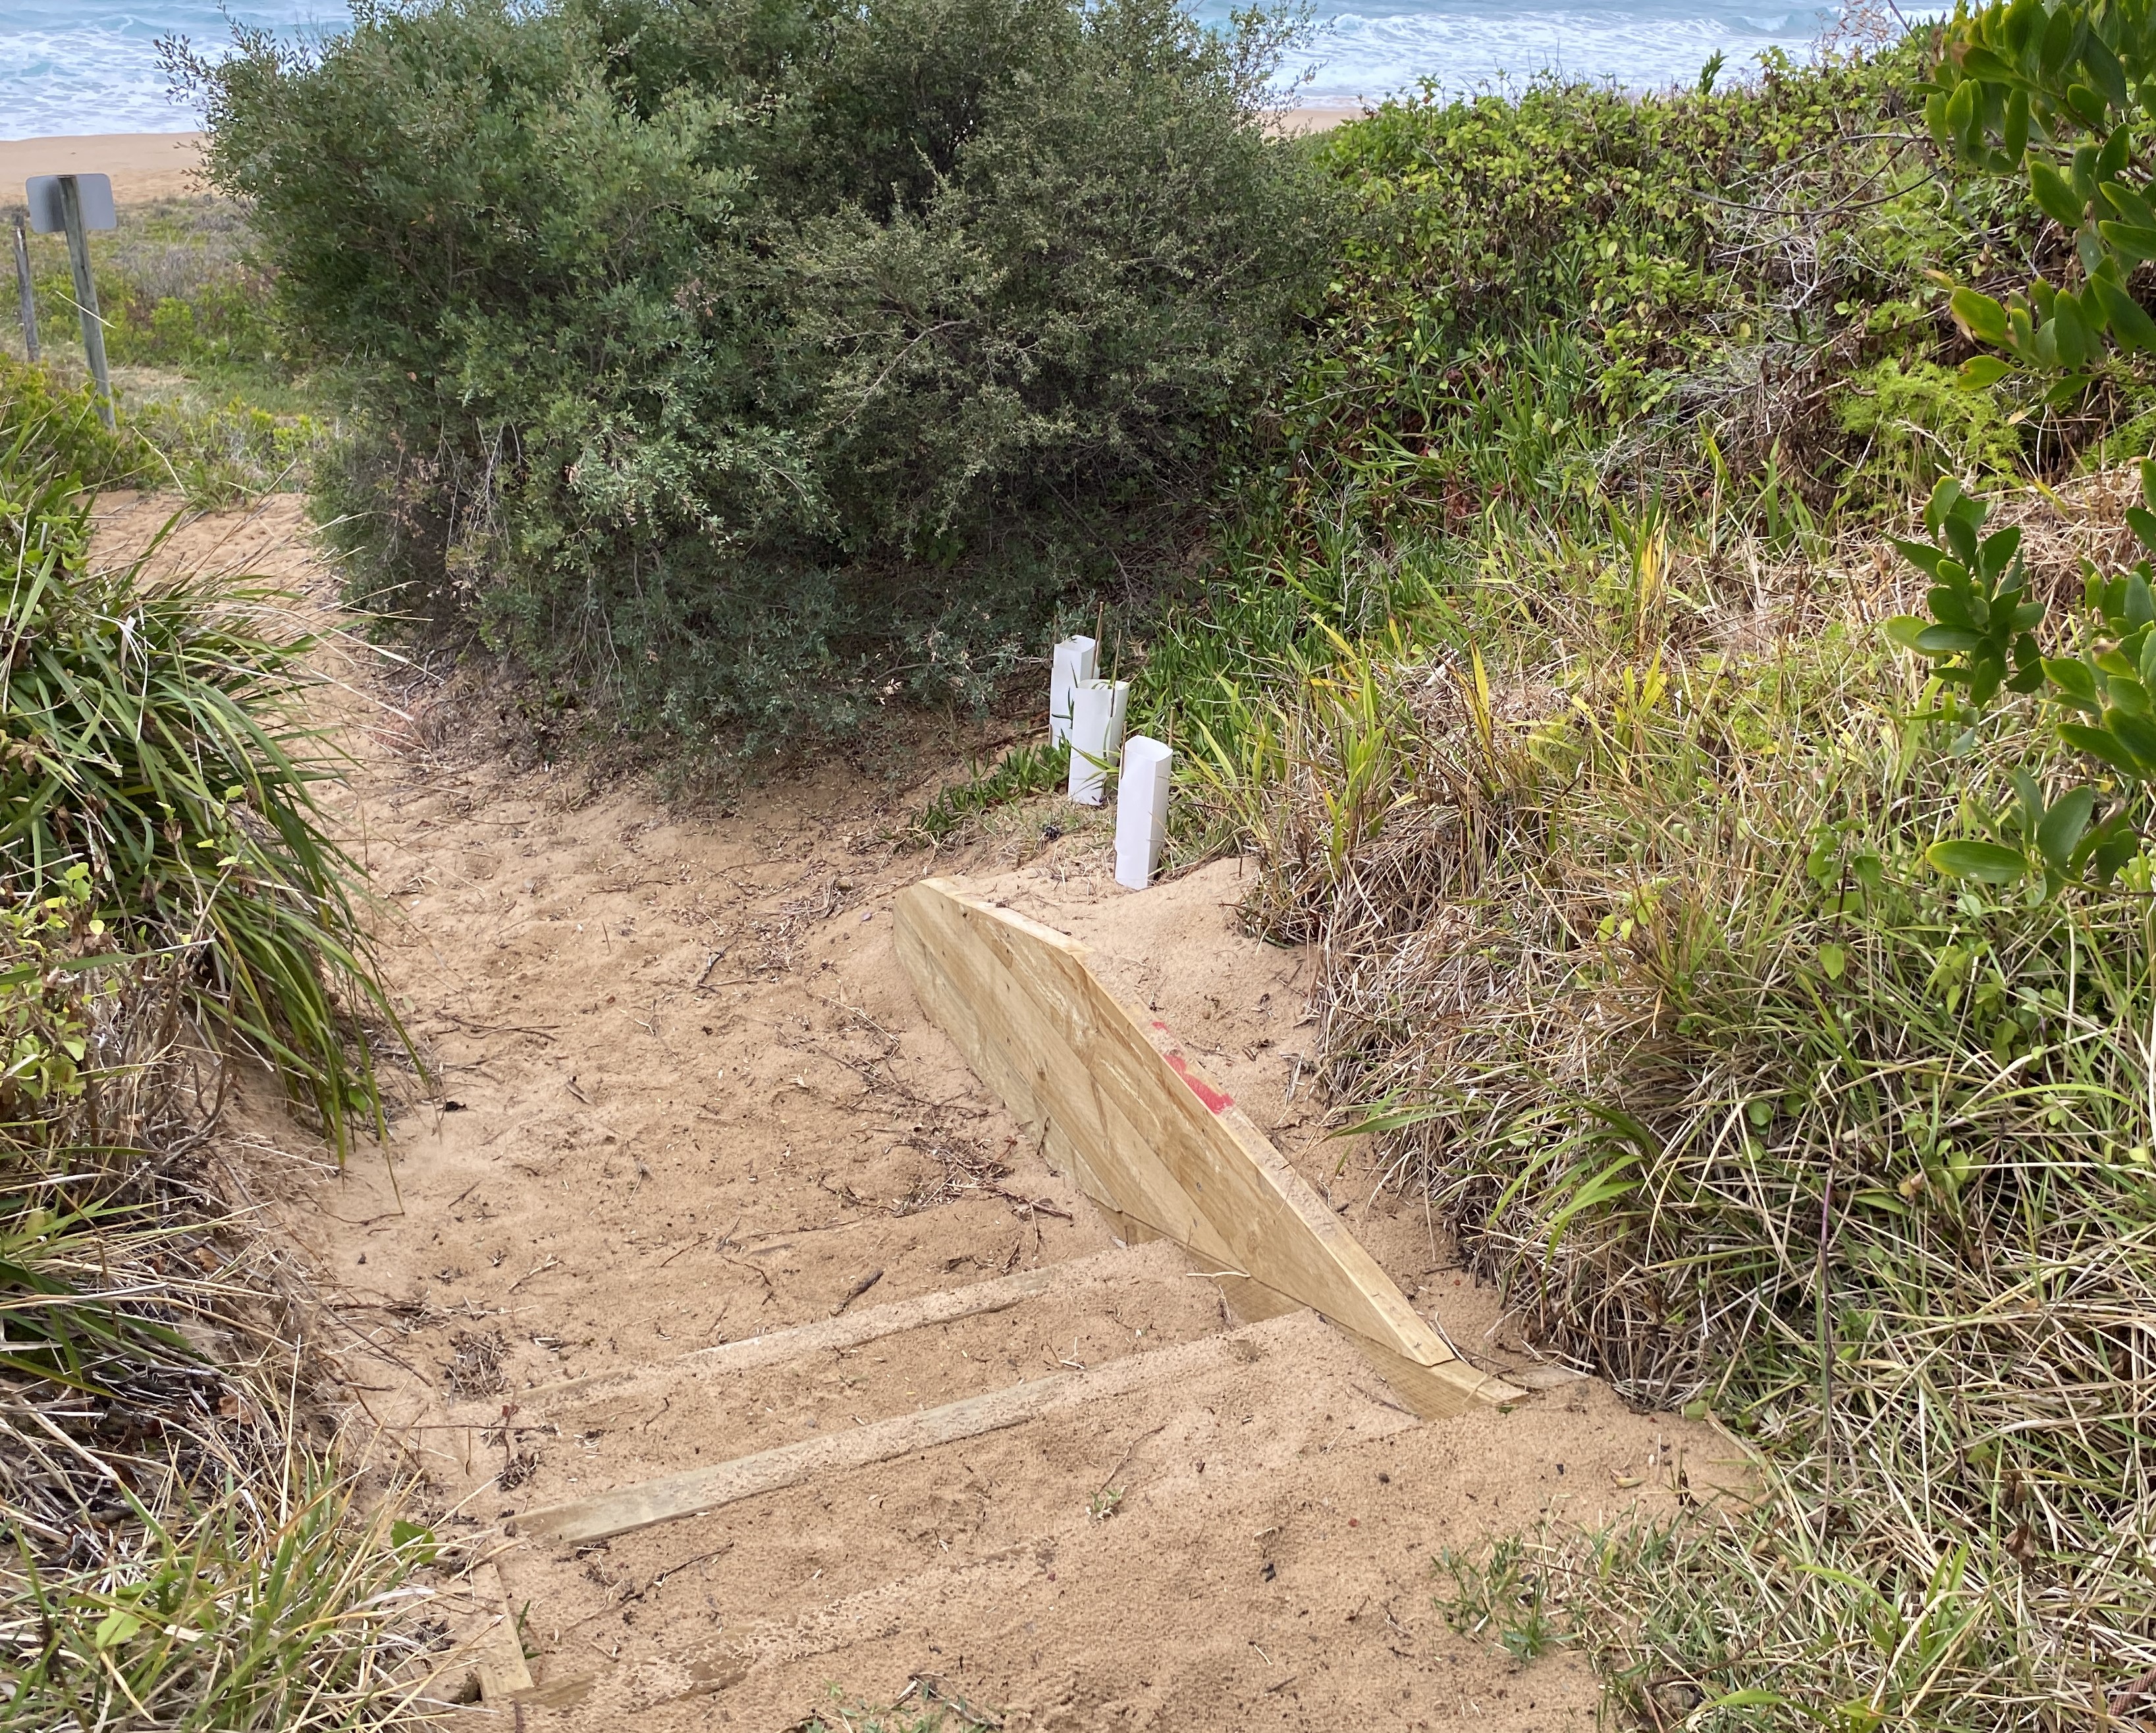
[1066,680,1129,805]
[1050,636,1098,747]
[1114,735,1172,889]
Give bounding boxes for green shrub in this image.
[178,0,1330,752]
[1244,42,2062,557]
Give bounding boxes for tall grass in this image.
[2,362,443,1728]
[1202,470,2156,1721]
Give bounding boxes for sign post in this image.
[25,173,117,427]
[10,215,35,364]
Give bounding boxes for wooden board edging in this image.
[516,1317,1298,1547]
[894,877,1521,1419]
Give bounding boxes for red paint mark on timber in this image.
[1164,1049,1233,1114]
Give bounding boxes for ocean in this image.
[0,0,1881,142]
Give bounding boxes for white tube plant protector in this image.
[1049,636,1098,748]
[1066,679,1128,806]
[1115,734,1172,889]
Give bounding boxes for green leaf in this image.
[1914,624,1984,654]
[2061,720,2147,776]
[1926,840,2030,883]
[2044,656,2104,711]
[2039,3,2076,76]
[2053,290,2095,366]
[2102,176,2156,228]
[2037,784,2096,866]
[94,1609,145,1649]
[2031,159,2086,225]
[1956,354,2015,389]
[1818,941,1846,980]
[1884,615,1934,652]
[2099,217,2156,261]
[1950,285,2011,345]
[2109,705,2156,768]
[1889,536,1950,579]
[2093,275,2156,351]
[1924,476,1966,535]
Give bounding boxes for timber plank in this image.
[515,1319,1292,1547]
[446,1241,1187,1425]
[895,879,1520,1417]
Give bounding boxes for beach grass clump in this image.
[1,360,444,1728]
[3,369,399,1150]
[907,739,1072,845]
[1207,470,2156,1721]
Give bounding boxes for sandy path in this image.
[92,493,1720,1731]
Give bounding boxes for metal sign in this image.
[25,173,117,235]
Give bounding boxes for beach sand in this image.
[0,132,205,206]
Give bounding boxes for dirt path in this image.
[96,494,1717,1732]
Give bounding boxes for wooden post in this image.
[11,215,36,364]
[57,177,111,427]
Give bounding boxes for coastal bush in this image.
[178,0,1330,752]
[1199,471,2156,1723]
[1127,13,2156,1723]
[1233,36,2094,567]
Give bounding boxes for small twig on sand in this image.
[832,1267,885,1315]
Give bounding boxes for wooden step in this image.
[515,1311,1305,1547]
[499,1307,1429,1721]
[449,1238,1194,1427]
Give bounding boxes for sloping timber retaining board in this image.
[894,877,1520,1419]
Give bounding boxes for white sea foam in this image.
[0,1,1925,143]
[0,4,352,141]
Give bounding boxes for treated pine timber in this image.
[465,1559,534,1704]
[894,877,1521,1418]
[516,1318,1284,1546]
[445,1239,1190,1425]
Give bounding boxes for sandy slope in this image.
[93,493,1725,1731]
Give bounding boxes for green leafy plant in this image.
[1434,1535,1567,1664]
[909,739,1071,843]
[180,0,1332,752]
[2,368,402,1148]
[1927,0,2156,385]
[1886,473,2153,888]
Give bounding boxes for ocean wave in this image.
[0,1,1923,142]
[0,4,352,141]
[1257,1,1885,103]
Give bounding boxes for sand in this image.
[0,134,205,207]
[87,491,1731,1730]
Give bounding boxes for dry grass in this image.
[1216,480,2156,1723]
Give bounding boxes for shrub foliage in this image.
[180,0,1330,750]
